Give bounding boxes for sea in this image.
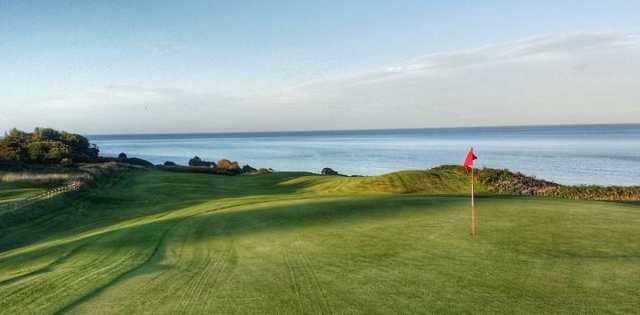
[89,124,640,186]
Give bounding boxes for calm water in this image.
[89,124,640,186]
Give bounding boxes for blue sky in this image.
[1,1,639,133]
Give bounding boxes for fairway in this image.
[0,170,639,314]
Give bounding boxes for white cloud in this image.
[266,32,640,129]
[4,32,639,134]
[3,86,250,134]
[321,32,639,85]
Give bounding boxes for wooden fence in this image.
[0,180,82,213]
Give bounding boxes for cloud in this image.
[502,32,637,57]
[4,86,248,134]
[334,32,639,85]
[266,32,640,129]
[5,32,640,133]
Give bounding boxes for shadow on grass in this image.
[0,171,320,252]
[0,193,468,314]
[48,194,465,257]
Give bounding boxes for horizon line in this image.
[85,122,640,137]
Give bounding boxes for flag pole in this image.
[464,147,478,237]
[470,166,477,236]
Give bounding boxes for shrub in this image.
[217,159,240,171]
[321,168,339,176]
[0,128,99,164]
[123,157,154,167]
[60,158,73,166]
[26,141,71,163]
[32,127,61,141]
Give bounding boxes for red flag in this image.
[463,148,477,170]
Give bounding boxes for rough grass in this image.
[0,170,638,314]
[0,172,80,183]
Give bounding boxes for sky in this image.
[1,0,639,134]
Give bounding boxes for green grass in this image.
[0,181,53,203]
[0,170,638,314]
[0,182,54,217]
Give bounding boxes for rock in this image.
[242,165,257,173]
[189,156,216,168]
[188,156,202,166]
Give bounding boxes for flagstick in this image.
[470,167,477,237]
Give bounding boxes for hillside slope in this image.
[283,168,477,194]
[285,165,640,200]
[281,165,557,195]
[0,169,638,314]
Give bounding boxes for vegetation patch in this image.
[0,128,99,165]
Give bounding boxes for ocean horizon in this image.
[89,123,640,186]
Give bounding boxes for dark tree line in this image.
[0,128,99,164]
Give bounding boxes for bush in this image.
[321,168,340,176]
[28,141,72,163]
[32,127,61,141]
[0,128,98,164]
[545,185,640,201]
[123,157,154,167]
[0,129,29,162]
[217,159,240,171]
[60,158,73,166]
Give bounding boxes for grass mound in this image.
[281,165,554,195]
[286,165,640,200]
[282,167,479,194]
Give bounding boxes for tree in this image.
[60,132,98,162]
[0,129,29,161]
[321,168,340,176]
[33,127,61,141]
[0,127,99,164]
[26,141,71,163]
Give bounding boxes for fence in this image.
[0,180,82,214]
